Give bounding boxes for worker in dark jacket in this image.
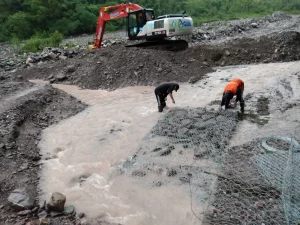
[154,83,179,112]
[220,78,245,112]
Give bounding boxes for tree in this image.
[5,11,34,39]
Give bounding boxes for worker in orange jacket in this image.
[220,78,245,112]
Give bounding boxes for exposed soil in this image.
[13,44,214,90]
[12,31,300,90]
[0,78,87,225]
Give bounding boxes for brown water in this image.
[32,60,300,225]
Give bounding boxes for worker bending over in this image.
[154,83,179,112]
[220,78,245,112]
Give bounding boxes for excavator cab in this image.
[128,9,154,40]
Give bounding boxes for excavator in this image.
[89,2,194,51]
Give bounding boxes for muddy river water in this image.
[31,61,300,225]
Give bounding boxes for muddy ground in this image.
[0,78,87,225]
[13,30,300,90]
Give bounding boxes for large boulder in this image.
[55,73,67,81]
[46,192,66,212]
[8,187,35,211]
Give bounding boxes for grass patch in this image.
[21,31,63,53]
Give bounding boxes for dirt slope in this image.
[0,78,87,225]
[13,31,300,90]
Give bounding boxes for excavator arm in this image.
[94,3,143,49]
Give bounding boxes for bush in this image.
[76,7,97,33]
[21,31,63,52]
[50,18,81,36]
[10,34,21,46]
[0,24,10,42]
[5,12,34,40]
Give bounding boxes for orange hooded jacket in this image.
[223,78,244,95]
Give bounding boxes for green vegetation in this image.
[0,0,299,50]
[21,31,64,52]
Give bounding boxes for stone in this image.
[0,205,4,209]
[46,192,66,212]
[152,147,162,152]
[55,73,67,81]
[58,55,67,60]
[225,50,231,56]
[166,169,177,177]
[256,54,262,59]
[66,65,76,73]
[157,67,163,72]
[153,181,162,187]
[132,170,146,177]
[167,146,175,151]
[26,220,40,225]
[39,218,50,225]
[63,205,75,215]
[194,148,209,158]
[80,218,89,225]
[48,52,57,59]
[160,149,171,156]
[250,23,258,28]
[26,57,33,64]
[17,209,32,216]
[38,210,48,218]
[51,211,63,217]
[18,163,29,172]
[255,201,265,208]
[39,200,46,210]
[15,219,27,225]
[263,59,269,63]
[49,78,56,83]
[8,187,35,211]
[31,207,38,213]
[48,75,53,79]
[234,202,242,207]
[179,177,190,183]
[78,212,85,218]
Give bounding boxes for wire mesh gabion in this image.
[118,106,300,225]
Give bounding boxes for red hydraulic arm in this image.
[94,3,143,49]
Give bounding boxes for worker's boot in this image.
[158,106,163,112]
[240,102,245,113]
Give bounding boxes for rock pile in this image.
[26,47,78,67]
[191,11,296,43]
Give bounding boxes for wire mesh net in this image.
[117,105,300,225]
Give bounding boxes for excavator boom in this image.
[94,3,142,49]
[92,2,193,51]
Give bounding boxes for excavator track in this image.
[125,39,189,52]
